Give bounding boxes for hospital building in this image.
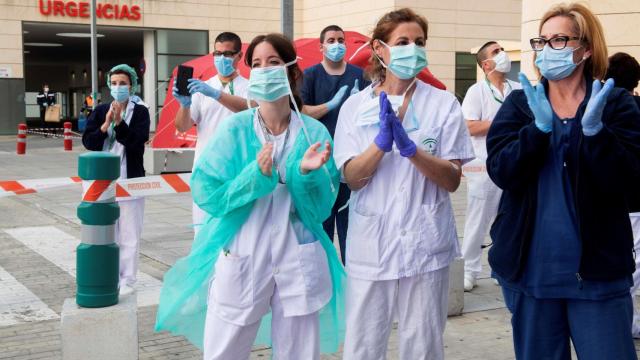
[0,0,637,134]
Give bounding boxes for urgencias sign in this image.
[38,0,142,21]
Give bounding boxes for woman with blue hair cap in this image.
[155,33,346,359]
[82,64,150,297]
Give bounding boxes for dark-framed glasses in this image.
[213,50,239,57]
[530,36,580,51]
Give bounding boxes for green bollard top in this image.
[78,152,121,180]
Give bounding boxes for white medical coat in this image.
[210,110,332,326]
[461,79,520,198]
[333,81,475,281]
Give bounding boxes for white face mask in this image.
[356,80,419,131]
[492,51,511,74]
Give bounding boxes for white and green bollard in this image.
[76,152,120,307]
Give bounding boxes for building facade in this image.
[0,0,522,134]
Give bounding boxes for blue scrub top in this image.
[499,114,632,300]
[301,63,369,137]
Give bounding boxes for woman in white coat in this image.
[334,8,474,360]
[155,33,346,360]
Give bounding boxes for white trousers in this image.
[115,198,145,287]
[192,201,206,236]
[203,286,320,360]
[630,215,640,335]
[343,267,450,360]
[461,190,501,277]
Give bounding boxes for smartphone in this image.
[176,65,194,96]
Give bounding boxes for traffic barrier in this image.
[64,122,73,151]
[76,152,120,308]
[16,124,27,155]
[0,173,191,200]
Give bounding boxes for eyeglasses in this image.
[213,50,239,57]
[530,36,581,51]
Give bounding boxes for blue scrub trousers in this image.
[322,182,349,264]
[502,287,637,360]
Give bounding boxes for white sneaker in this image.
[119,284,135,297]
[493,278,500,286]
[464,275,476,292]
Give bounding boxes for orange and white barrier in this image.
[16,124,27,155]
[115,173,191,200]
[0,176,82,197]
[1,173,192,200]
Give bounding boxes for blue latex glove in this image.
[388,103,417,158]
[374,92,394,152]
[326,85,348,111]
[350,79,360,96]
[187,79,221,100]
[519,72,553,134]
[582,78,614,136]
[172,86,192,108]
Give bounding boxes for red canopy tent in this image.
[151,31,446,149]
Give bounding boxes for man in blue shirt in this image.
[301,25,369,263]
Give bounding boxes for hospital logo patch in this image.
[422,138,437,155]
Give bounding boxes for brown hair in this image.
[368,8,429,82]
[245,33,303,109]
[536,2,608,79]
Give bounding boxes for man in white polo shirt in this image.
[461,41,521,291]
[173,32,250,234]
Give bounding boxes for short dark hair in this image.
[606,52,640,92]
[476,41,498,66]
[320,25,344,43]
[214,32,242,53]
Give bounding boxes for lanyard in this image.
[257,110,290,184]
[485,79,512,104]
[221,80,235,96]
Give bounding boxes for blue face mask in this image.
[535,45,585,81]
[110,85,130,102]
[248,59,297,103]
[214,55,236,77]
[378,41,428,80]
[325,43,346,62]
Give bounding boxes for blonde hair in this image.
[535,2,608,79]
[368,8,429,82]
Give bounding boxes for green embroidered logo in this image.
[422,138,437,155]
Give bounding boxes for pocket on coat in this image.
[420,201,456,255]
[346,210,382,266]
[213,253,253,308]
[298,241,331,294]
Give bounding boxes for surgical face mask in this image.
[110,85,130,103]
[248,59,296,103]
[490,51,511,74]
[535,45,585,81]
[377,41,428,80]
[214,55,236,77]
[356,79,418,131]
[325,43,346,62]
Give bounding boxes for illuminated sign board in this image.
[38,1,141,21]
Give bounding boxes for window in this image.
[156,29,208,114]
[455,52,477,103]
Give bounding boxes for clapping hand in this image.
[301,141,332,174]
[582,78,614,136]
[519,72,553,134]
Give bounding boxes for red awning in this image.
[151,31,446,149]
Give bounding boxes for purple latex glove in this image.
[374,92,394,152]
[389,106,417,158]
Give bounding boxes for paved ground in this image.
[0,135,635,359]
